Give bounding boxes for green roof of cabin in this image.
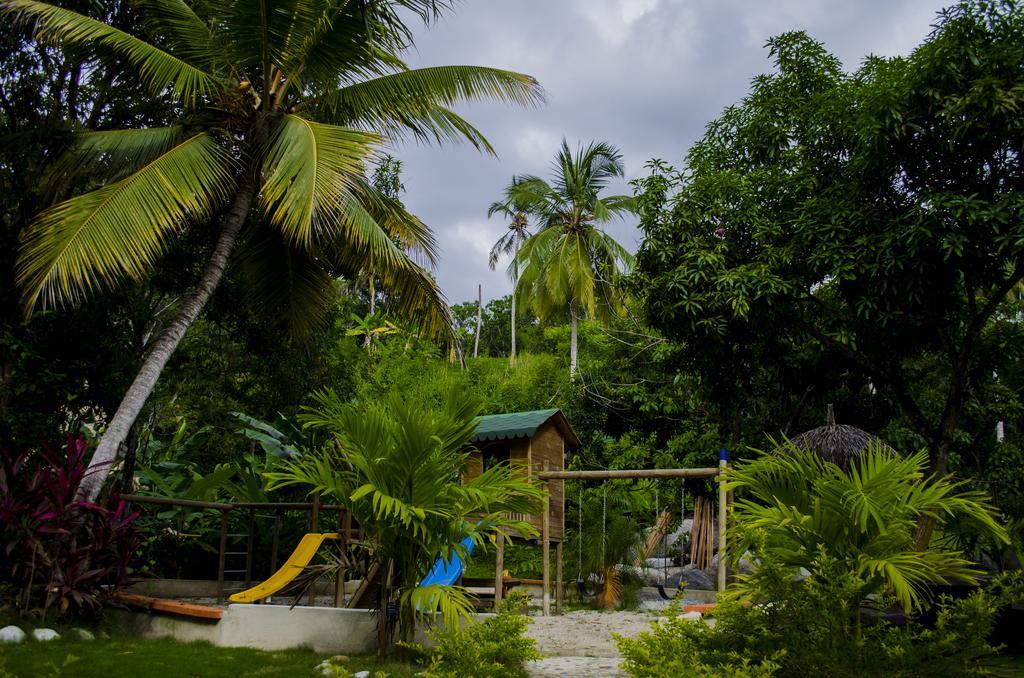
[471,408,579,446]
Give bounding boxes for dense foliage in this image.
[632,2,1024,485]
[616,566,1024,677]
[0,438,138,618]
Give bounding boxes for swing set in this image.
[532,451,730,616]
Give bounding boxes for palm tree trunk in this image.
[77,180,258,502]
[570,310,578,380]
[510,231,519,363]
[473,283,482,358]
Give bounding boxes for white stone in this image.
[0,626,26,644]
[70,628,95,641]
[353,672,370,678]
[32,628,60,642]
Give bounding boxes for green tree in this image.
[512,140,636,378]
[487,178,534,362]
[2,0,544,500]
[633,3,1024,543]
[266,391,543,653]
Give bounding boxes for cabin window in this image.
[482,444,512,471]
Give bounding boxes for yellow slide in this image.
[229,533,337,603]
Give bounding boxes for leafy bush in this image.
[0,437,138,619]
[615,563,1024,677]
[404,597,542,678]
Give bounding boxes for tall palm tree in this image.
[2,0,544,501]
[487,178,533,362]
[512,140,635,378]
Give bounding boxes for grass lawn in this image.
[0,634,420,678]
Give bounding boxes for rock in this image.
[353,672,370,678]
[330,655,349,663]
[710,552,756,575]
[32,628,60,642]
[681,611,703,621]
[0,626,26,644]
[645,557,674,569]
[70,628,95,641]
[665,566,715,590]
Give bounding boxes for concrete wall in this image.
[111,605,494,654]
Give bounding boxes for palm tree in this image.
[725,442,1009,613]
[266,390,543,653]
[512,140,636,378]
[2,0,544,501]
[487,179,533,361]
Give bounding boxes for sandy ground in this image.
[525,610,659,658]
[524,610,664,677]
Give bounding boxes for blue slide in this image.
[419,535,476,587]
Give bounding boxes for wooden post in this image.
[542,485,550,616]
[555,541,563,615]
[217,510,229,604]
[311,491,321,532]
[334,508,345,607]
[717,450,728,592]
[270,509,281,573]
[494,531,505,606]
[244,508,256,588]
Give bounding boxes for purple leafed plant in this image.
[0,437,138,619]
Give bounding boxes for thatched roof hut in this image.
[789,404,896,469]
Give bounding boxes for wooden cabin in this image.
[464,408,580,542]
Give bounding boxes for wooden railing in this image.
[122,494,357,604]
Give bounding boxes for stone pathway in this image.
[526,655,625,677]
[523,610,661,677]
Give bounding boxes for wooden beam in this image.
[494,531,505,606]
[244,508,255,588]
[216,510,229,604]
[537,468,720,481]
[555,541,563,615]
[541,485,550,616]
[718,454,728,591]
[114,593,223,621]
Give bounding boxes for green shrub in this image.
[615,562,1024,677]
[403,600,542,678]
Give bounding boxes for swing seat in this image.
[576,577,600,598]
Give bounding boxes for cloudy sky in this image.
[393,0,949,304]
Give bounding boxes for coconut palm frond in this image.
[260,114,381,248]
[0,0,220,103]
[314,66,544,152]
[17,131,235,310]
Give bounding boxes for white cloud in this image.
[397,0,949,303]
[514,126,562,168]
[577,0,662,47]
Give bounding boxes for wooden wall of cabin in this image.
[462,430,565,541]
[529,420,565,541]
